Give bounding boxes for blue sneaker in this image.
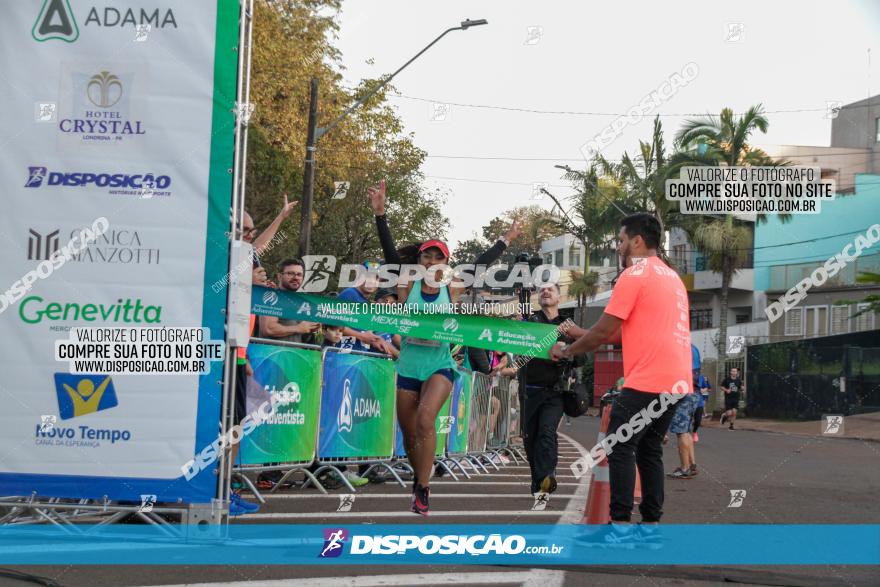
[231,493,260,513]
[228,499,247,517]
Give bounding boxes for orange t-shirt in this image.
[604,256,692,394]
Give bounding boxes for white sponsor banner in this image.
[0,0,232,497]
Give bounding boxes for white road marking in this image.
[558,431,591,524]
[240,510,563,519]
[260,493,576,499]
[134,570,568,587]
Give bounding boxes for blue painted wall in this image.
[754,174,880,291]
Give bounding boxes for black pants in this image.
[522,384,564,493]
[692,406,704,434]
[606,388,676,523]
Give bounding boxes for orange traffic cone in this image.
[633,467,642,504]
[582,407,612,524]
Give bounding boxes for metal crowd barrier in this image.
[505,378,527,462]
[304,346,405,493]
[484,376,522,465]
[234,340,525,496]
[434,369,475,480]
[232,338,324,501]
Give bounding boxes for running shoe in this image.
[667,467,692,479]
[540,475,558,495]
[688,464,698,476]
[720,413,728,425]
[256,479,275,490]
[635,524,663,550]
[231,493,260,513]
[340,470,369,488]
[411,483,430,516]
[729,423,735,430]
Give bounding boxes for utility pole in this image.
[295,20,488,257]
[299,77,319,257]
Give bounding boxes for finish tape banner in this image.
[318,351,396,459]
[251,286,558,357]
[0,0,239,503]
[240,344,322,466]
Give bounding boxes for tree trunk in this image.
[715,258,732,393]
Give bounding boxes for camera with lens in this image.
[554,357,576,393]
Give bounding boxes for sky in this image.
[332,0,880,249]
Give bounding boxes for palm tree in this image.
[674,104,785,386]
[597,116,687,241]
[568,270,600,327]
[690,215,752,373]
[538,165,623,324]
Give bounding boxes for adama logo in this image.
[33,1,178,43]
[33,0,79,42]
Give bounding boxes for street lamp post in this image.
[297,18,489,256]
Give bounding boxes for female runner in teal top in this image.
[368,180,522,515]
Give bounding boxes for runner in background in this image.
[720,367,744,430]
[692,372,711,442]
[367,179,521,515]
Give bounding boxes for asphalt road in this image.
[3,414,879,587]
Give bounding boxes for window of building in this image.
[735,313,750,324]
[855,303,876,331]
[805,305,828,337]
[569,245,581,269]
[830,305,850,334]
[554,249,563,266]
[544,253,553,265]
[784,308,804,337]
[690,308,713,330]
[672,244,687,273]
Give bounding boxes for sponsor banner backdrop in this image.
[318,351,396,459]
[240,344,322,466]
[0,0,239,502]
[251,286,559,357]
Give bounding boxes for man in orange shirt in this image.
[553,213,691,524]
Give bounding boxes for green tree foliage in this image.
[246,0,448,274]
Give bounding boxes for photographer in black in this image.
[519,282,586,495]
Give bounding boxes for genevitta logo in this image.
[33,1,177,43]
[24,166,172,197]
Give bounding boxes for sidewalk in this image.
[724,411,880,442]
